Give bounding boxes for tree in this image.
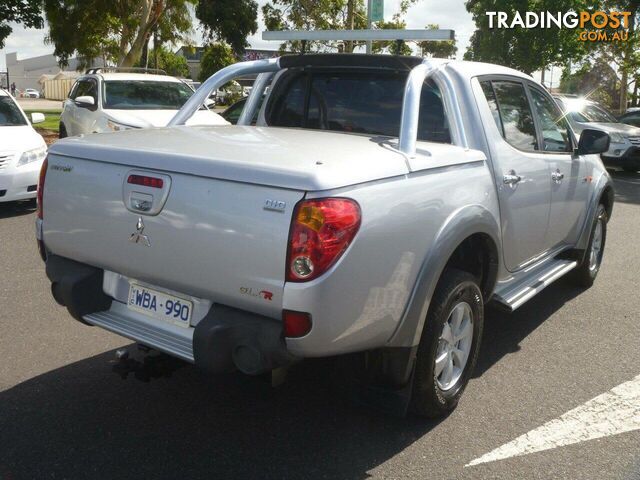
[196,0,258,56]
[44,0,196,68]
[420,24,457,59]
[136,45,190,76]
[464,0,598,75]
[198,42,235,82]
[0,0,44,49]
[262,0,367,53]
[560,60,620,110]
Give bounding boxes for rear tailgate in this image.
[42,153,304,319]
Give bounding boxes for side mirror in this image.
[205,98,216,108]
[75,95,95,108]
[577,129,610,155]
[31,112,45,124]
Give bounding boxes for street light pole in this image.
[366,0,373,54]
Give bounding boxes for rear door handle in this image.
[503,170,522,186]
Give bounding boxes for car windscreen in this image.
[102,80,194,110]
[0,96,27,126]
[266,70,451,143]
[562,101,618,123]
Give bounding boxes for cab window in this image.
[529,88,572,153]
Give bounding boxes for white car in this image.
[59,71,227,137]
[0,89,47,203]
[24,88,40,99]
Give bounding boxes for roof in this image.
[87,72,184,82]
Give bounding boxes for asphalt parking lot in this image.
[1,172,639,480]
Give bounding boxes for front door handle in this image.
[551,169,564,183]
[503,170,522,187]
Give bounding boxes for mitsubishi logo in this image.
[129,217,151,247]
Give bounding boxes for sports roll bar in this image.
[169,56,468,157]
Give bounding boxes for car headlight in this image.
[107,119,136,131]
[608,132,625,143]
[17,146,47,167]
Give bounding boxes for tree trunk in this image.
[345,0,354,53]
[119,0,166,67]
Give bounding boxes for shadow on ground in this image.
[610,170,640,206]
[0,200,36,219]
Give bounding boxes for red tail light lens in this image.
[286,198,361,282]
[283,310,312,338]
[36,157,48,219]
[127,174,164,188]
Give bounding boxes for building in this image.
[175,46,280,83]
[4,52,103,94]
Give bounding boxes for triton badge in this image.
[129,217,151,247]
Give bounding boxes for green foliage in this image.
[464,0,598,74]
[44,0,196,68]
[420,24,457,59]
[198,42,236,82]
[196,0,258,55]
[136,46,190,77]
[262,0,368,53]
[0,0,44,49]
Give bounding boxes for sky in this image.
[0,0,476,70]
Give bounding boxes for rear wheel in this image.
[410,269,483,418]
[572,204,607,287]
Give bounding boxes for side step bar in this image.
[84,302,195,362]
[492,259,578,312]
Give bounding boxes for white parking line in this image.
[466,374,640,467]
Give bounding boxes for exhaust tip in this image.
[232,344,267,375]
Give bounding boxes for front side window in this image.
[103,81,194,110]
[491,81,539,151]
[75,80,97,100]
[529,88,572,153]
[267,70,451,143]
[0,96,27,126]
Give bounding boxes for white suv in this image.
[59,69,227,137]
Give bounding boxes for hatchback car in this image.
[59,70,227,137]
[0,89,47,203]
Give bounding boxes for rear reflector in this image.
[283,310,312,338]
[127,174,164,189]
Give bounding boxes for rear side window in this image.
[485,80,538,152]
[267,70,451,143]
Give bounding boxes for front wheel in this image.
[572,204,608,287]
[410,269,484,418]
[59,123,67,139]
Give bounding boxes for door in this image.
[478,79,552,271]
[72,78,99,135]
[528,86,591,247]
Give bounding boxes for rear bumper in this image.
[46,254,295,374]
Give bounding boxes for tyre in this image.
[572,204,607,287]
[410,268,484,418]
[59,123,67,139]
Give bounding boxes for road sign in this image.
[371,0,384,22]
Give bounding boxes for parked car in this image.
[24,88,40,99]
[0,89,47,203]
[554,95,640,172]
[59,70,227,138]
[619,110,640,128]
[38,55,613,418]
[220,96,263,125]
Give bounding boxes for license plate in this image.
[127,284,193,327]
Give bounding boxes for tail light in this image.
[286,198,361,282]
[283,310,312,338]
[36,157,48,219]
